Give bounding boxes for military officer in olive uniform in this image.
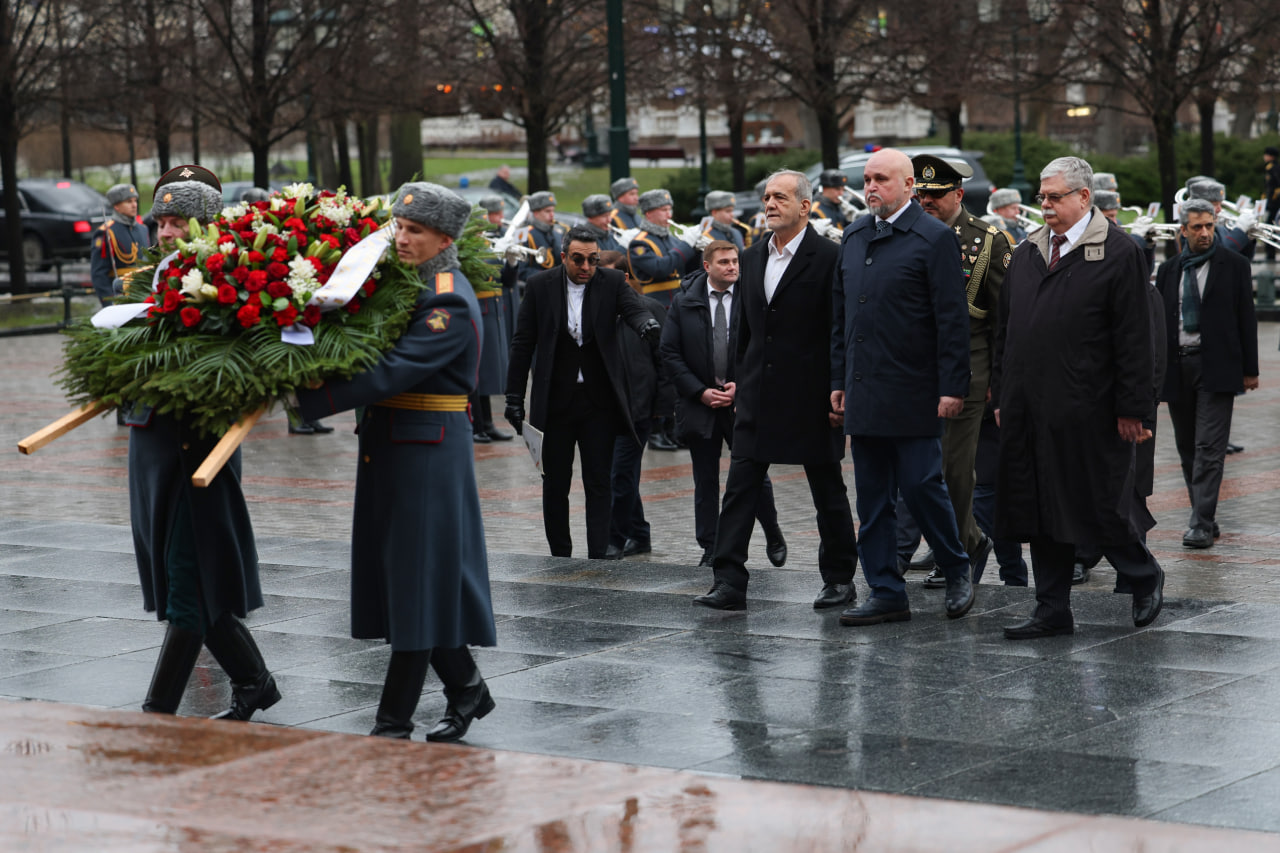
[610,177,642,231]
[90,184,149,306]
[581,194,625,254]
[628,188,698,310]
[811,168,855,231]
[516,191,567,288]
[700,190,749,252]
[911,154,1010,587]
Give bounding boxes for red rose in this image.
[320,233,340,249]
[236,304,260,327]
[205,254,225,273]
[302,304,321,327]
[239,230,255,242]
[180,306,202,327]
[267,262,289,280]
[267,280,292,299]
[343,227,361,247]
[166,266,182,280]
[308,256,324,272]
[231,266,250,285]
[274,304,299,326]
[345,298,361,314]
[362,280,376,297]
[246,292,262,307]
[162,290,182,312]
[284,217,305,231]
[217,284,238,304]
[246,270,268,291]
[272,247,288,262]
[143,295,155,304]
[247,250,266,263]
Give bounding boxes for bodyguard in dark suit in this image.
[660,240,785,568]
[505,225,661,559]
[692,170,858,611]
[1157,198,1259,549]
[298,182,498,742]
[831,148,975,626]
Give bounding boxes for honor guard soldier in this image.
[581,194,625,253]
[628,188,698,309]
[986,188,1028,244]
[90,184,149,306]
[1265,147,1280,260]
[701,190,749,252]
[610,177,642,231]
[811,169,855,231]
[478,194,506,231]
[909,153,1012,589]
[517,190,566,286]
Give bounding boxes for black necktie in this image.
[875,219,890,237]
[711,290,728,384]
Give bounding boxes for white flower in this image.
[180,268,205,298]
[254,222,279,237]
[282,182,314,200]
[199,284,219,301]
[316,196,353,228]
[270,197,287,212]
[222,202,247,220]
[287,254,318,292]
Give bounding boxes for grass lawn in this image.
[0,296,96,330]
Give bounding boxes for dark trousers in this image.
[687,409,777,552]
[1029,535,1161,624]
[1166,354,1235,534]
[542,386,617,559]
[609,419,652,549]
[896,497,922,563]
[711,455,856,593]
[851,435,968,603]
[972,484,1028,585]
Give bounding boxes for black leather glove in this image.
[504,394,525,436]
[639,318,662,345]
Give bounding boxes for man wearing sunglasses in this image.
[505,226,661,560]
[993,156,1164,639]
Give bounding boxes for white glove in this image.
[1235,210,1256,232]
[1129,218,1153,240]
[839,199,859,220]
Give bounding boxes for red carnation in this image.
[302,304,321,327]
[162,290,182,312]
[217,284,238,304]
[320,233,340,249]
[206,254,226,272]
[248,250,266,263]
[246,292,262,307]
[236,304,260,327]
[362,280,376,297]
[308,256,324,272]
[267,262,289,280]
[343,227,361,246]
[180,306,202,328]
[267,280,292,299]
[231,266,250,285]
[284,217,305,231]
[274,304,299,326]
[272,247,288,262]
[246,270,268,291]
[166,266,182,280]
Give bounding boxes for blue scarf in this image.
[1178,239,1216,333]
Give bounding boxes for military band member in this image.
[811,168,855,231]
[581,194,625,253]
[701,190,748,252]
[628,188,698,310]
[90,183,149,306]
[517,190,566,287]
[987,188,1028,244]
[472,196,514,444]
[610,177,642,231]
[911,154,1009,588]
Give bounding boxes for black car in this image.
[0,179,110,269]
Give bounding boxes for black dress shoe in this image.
[603,543,625,560]
[697,550,714,568]
[1072,562,1091,585]
[839,597,911,626]
[485,427,514,441]
[648,433,678,451]
[813,583,855,610]
[693,583,746,611]
[622,538,651,557]
[1213,523,1221,539]
[921,567,945,588]
[908,550,936,571]
[1133,568,1164,628]
[764,526,787,567]
[944,576,975,619]
[1004,616,1074,640]
[472,431,492,444]
[1226,442,1243,455]
[969,534,993,576]
[1182,528,1212,549]
[307,420,334,434]
[288,421,316,435]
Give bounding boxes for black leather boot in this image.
[142,624,204,714]
[370,649,431,739]
[202,613,281,721]
[425,647,495,743]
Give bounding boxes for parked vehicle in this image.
[0,179,110,269]
[804,146,995,217]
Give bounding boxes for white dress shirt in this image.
[764,228,806,304]
[566,278,586,382]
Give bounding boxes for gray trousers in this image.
[1166,354,1235,533]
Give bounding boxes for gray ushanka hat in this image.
[582,194,613,218]
[151,164,223,225]
[477,195,505,214]
[989,188,1021,209]
[391,182,471,240]
[1187,180,1226,204]
[639,189,673,212]
[1092,172,1118,193]
[704,190,735,211]
[106,184,138,206]
[1094,190,1120,210]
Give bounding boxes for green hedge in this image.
[660,149,821,220]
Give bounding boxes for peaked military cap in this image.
[639,189,673,212]
[610,177,639,199]
[582,194,613,217]
[704,190,735,211]
[391,182,471,240]
[818,169,847,189]
[912,154,972,192]
[527,191,557,211]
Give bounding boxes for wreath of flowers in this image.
[58,183,498,437]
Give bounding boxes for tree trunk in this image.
[525,118,549,193]
[126,114,138,190]
[192,109,200,163]
[946,106,963,149]
[816,104,840,170]
[1198,95,1216,177]
[59,102,71,177]
[1230,96,1256,139]
[358,118,381,197]
[0,89,27,293]
[334,118,353,191]
[1154,107,1179,256]
[728,110,746,191]
[1095,70,1125,156]
[388,112,422,189]
[314,122,338,189]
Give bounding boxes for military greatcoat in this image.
[297,265,497,651]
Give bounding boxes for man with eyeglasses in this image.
[505,225,661,559]
[993,156,1165,639]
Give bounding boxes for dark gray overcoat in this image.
[297,266,496,651]
[475,287,508,395]
[127,409,261,624]
[992,210,1155,546]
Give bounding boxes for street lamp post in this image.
[606,0,630,181]
[985,0,1052,203]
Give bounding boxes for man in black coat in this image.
[830,148,975,626]
[505,225,661,559]
[660,240,785,568]
[994,156,1164,639]
[1157,198,1259,550]
[692,170,858,611]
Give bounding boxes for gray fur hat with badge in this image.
[582,194,613,217]
[527,191,557,211]
[1092,172,1118,193]
[151,165,223,225]
[477,195,505,214]
[1094,190,1120,211]
[1187,179,1226,203]
[391,181,472,240]
[989,188,1021,209]
[639,189,673,212]
[106,184,138,206]
[704,190,735,211]
[610,177,639,199]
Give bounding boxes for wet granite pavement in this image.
[6,329,1280,847]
